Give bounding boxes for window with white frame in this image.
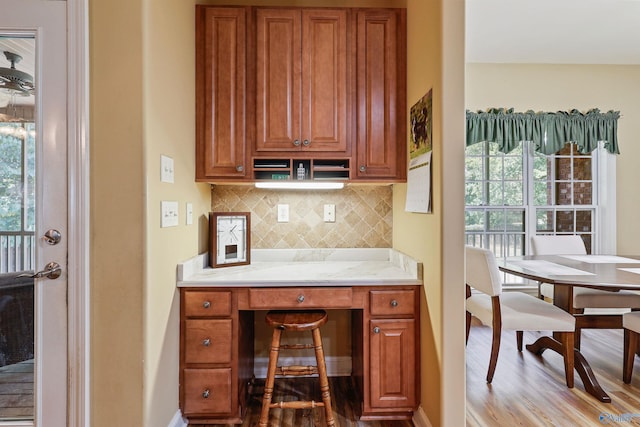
[465,140,608,287]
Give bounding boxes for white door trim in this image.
[66,0,90,426]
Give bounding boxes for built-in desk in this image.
[177,249,422,425]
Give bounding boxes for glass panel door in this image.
[1,1,69,425]
[0,35,36,423]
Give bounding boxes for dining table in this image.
[499,254,640,403]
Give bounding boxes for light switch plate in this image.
[324,204,336,222]
[277,204,289,222]
[186,203,193,225]
[160,155,174,183]
[161,201,179,227]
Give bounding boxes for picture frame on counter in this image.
[209,211,251,268]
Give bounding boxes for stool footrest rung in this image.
[270,400,325,410]
[276,365,318,376]
[280,344,314,350]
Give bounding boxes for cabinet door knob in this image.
[390,299,398,307]
[202,389,210,399]
[373,326,380,334]
[359,165,366,172]
[203,301,211,309]
[297,295,305,303]
[236,165,244,172]
[293,139,301,146]
[303,139,310,146]
[203,338,211,347]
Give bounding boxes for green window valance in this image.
[466,108,620,155]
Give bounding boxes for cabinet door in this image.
[355,9,407,180]
[301,9,348,152]
[255,8,349,153]
[255,8,301,151]
[369,318,416,409]
[196,6,247,179]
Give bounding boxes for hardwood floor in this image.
[466,322,640,426]
[190,376,414,427]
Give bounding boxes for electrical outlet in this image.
[161,201,179,227]
[324,204,336,222]
[277,204,289,222]
[161,155,174,183]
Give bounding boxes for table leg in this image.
[526,334,611,403]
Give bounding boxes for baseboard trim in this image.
[412,405,433,427]
[168,410,188,427]
[253,356,352,378]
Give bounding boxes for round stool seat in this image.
[265,310,328,331]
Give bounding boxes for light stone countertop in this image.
[177,248,422,287]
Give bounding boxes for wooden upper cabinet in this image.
[354,9,407,180]
[255,8,349,154]
[196,6,248,180]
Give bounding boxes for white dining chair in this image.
[623,311,640,383]
[465,245,575,386]
[530,235,587,299]
[531,235,640,348]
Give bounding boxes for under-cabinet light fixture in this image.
[255,181,345,190]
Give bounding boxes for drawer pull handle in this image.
[202,389,210,399]
[203,301,211,309]
[297,295,305,303]
[373,327,380,334]
[203,338,211,347]
[390,300,398,307]
[293,139,301,146]
[303,139,310,146]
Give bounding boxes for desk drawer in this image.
[370,290,415,316]
[249,287,352,309]
[183,368,232,415]
[184,290,232,317]
[185,319,232,364]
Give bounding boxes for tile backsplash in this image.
[211,185,392,248]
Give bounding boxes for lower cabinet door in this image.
[369,319,416,409]
[183,368,232,415]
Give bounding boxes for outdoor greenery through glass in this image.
[0,122,36,273]
[465,140,595,286]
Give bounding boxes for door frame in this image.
[66,0,90,426]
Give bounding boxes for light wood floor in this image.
[466,322,640,426]
[190,376,414,427]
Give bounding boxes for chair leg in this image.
[312,327,335,427]
[466,311,471,345]
[623,328,638,384]
[516,331,523,351]
[487,326,501,383]
[558,332,575,388]
[259,327,282,427]
[575,326,582,350]
[537,281,543,299]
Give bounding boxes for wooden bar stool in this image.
[259,310,335,427]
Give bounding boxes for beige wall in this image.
[466,63,640,253]
[90,0,469,426]
[143,1,213,426]
[90,0,145,425]
[392,1,466,426]
[393,0,442,422]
